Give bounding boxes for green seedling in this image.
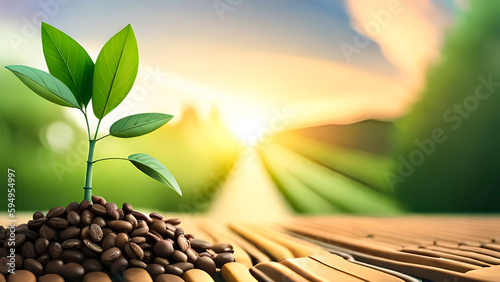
[5,23,182,201]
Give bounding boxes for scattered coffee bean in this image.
[83,239,103,253]
[191,239,210,251]
[172,262,193,272]
[195,256,216,276]
[174,227,184,238]
[129,242,144,260]
[131,226,148,237]
[150,212,163,220]
[90,204,107,216]
[129,259,147,269]
[81,225,90,240]
[24,258,43,276]
[18,228,39,240]
[60,262,85,280]
[146,232,162,243]
[102,228,113,238]
[21,242,36,258]
[214,252,235,268]
[210,243,234,253]
[79,199,91,211]
[131,211,153,223]
[60,226,80,240]
[33,211,45,220]
[92,195,107,206]
[177,234,190,252]
[156,274,185,282]
[60,250,84,263]
[61,239,82,250]
[28,218,46,229]
[164,264,183,276]
[106,202,119,220]
[147,263,165,278]
[131,236,146,244]
[37,253,50,266]
[125,214,138,229]
[101,233,117,250]
[110,256,128,273]
[185,234,194,240]
[89,224,103,242]
[122,203,133,213]
[47,217,69,229]
[67,211,81,226]
[46,206,65,219]
[81,210,94,226]
[34,238,49,256]
[153,240,174,258]
[185,248,199,263]
[44,259,63,274]
[164,218,181,226]
[172,250,187,263]
[15,254,23,270]
[117,208,125,220]
[48,242,62,259]
[82,258,103,272]
[92,217,106,228]
[65,201,80,214]
[154,257,170,268]
[101,247,122,266]
[107,220,133,233]
[116,233,129,249]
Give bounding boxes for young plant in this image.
[5,23,182,201]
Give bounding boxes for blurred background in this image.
[1,0,499,217]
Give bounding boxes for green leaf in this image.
[92,24,139,119]
[110,113,173,138]
[5,65,80,108]
[128,153,182,196]
[41,22,94,107]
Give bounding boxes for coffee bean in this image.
[90,217,105,228]
[191,239,210,251]
[165,229,175,239]
[28,218,47,229]
[61,239,82,250]
[82,246,100,259]
[143,250,155,264]
[185,248,199,263]
[154,257,170,268]
[199,252,214,258]
[0,226,6,240]
[185,234,194,240]
[37,253,50,266]
[177,234,190,252]
[107,220,133,233]
[46,206,65,219]
[38,274,64,282]
[165,223,176,232]
[174,227,184,238]
[89,224,103,242]
[48,242,62,259]
[172,250,188,263]
[131,226,149,237]
[150,212,163,220]
[153,240,174,258]
[65,202,80,214]
[131,211,153,223]
[24,258,43,276]
[44,259,63,274]
[9,233,26,246]
[164,264,183,276]
[156,274,185,282]
[129,259,147,269]
[79,199,91,211]
[105,202,119,220]
[16,223,28,231]
[131,236,146,244]
[47,217,69,229]
[122,203,134,213]
[195,256,216,276]
[60,250,84,263]
[15,254,23,270]
[90,204,107,216]
[117,208,125,220]
[110,256,128,273]
[0,257,8,275]
[146,232,162,244]
[92,195,107,206]
[116,233,129,249]
[125,214,138,229]
[0,248,7,257]
[60,226,80,240]
[67,211,81,226]
[137,220,147,229]
[21,241,36,258]
[101,247,122,266]
[102,228,113,238]
[17,228,39,240]
[214,252,235,268]
[60,262,85,281]
[81,210,94,226]
[164,218,181,226]
[172,262,194,272]
[210,243,234,253]
[150,229,164,241]
[130,242,144,260]
[124,243,138,260]
[82,258,103,272]
[80,239,102,254]
[33,211,45,220]
[81,226,90,240]
[147,263,165,278]
[101,233,117,250]
[138,242,153,249]
[149,219,168,237]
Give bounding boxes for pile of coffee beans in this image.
[0,196,235,281]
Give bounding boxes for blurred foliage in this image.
[393,1,500,212]
[0,67,240,212]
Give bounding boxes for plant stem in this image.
[92,157,129,164]
[83,139,96,201]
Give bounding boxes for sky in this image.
[0,0,460,143]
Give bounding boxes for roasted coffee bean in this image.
[143,250,155,264]
[33,211,45,220]
[117,208,125,220]
[185,234,194,241]
[172,250,187,263]
[150,212,163,220]
[44,259,63,274]
[125,214,138,229]
[60,262,85,281]
[131,226,148,237]
[102,228,113,238]
[15,224,28,231]
[185,248,199,263]
[46,206,65,219]
[129,259,147,269]
[82,258,103,272]
[83,239,103,253]
[82,246,100,259]
[195,256,216,276]
[28,218,47,229]
[21,241,36,258]
[199,252,214,258]
[89,224,103,242]
[47,217,69,229]
[177,234,190,252]
[62,239,83,249]
[153,240,174,258]
[164,264,183,276]
[210,243,234,253]
[15,254,24,269]
[150,229,164,240]
[60,250,84,263]
[79,199,91,211]
[90,204,107,216]
[81,225,90,240]
[156,274,185,282]
[107,220,133,232]
[60,226,80,240]
[102,233,117,250]
[17,228,39,240]
[131,242,144,260]
[24,258,43,276]
[81,210,95,226]
[147,263,165,278]
[38,274,64,282]
[164,218,181,226]
[37,253,50,266]
[165,223,176,232]
[65,201,80,214]
[172,262,193,272]
[116,233,129,249]
[191,239,210,251]
[146,232,162,244]
[48,242,62,259]
[131,236,146,244]
[0,248,7,257]
[67,211,81,226]
[174,227,184,238]
[0,226,6,240]
[131,211,153,223]
[154,257,170,268]
[149,219,168,237]
[92,217,106,228]
[110,256,128,273]
[138,242,153,249]
[122,202,133,213]
[92,195,107,206]
[137,220,147,228]
[105,202,119,220]
[214,252,235,268]
[165,229,175,239]
[101,247,122,266]
[0,257,8,275]
[10,233,26,246]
